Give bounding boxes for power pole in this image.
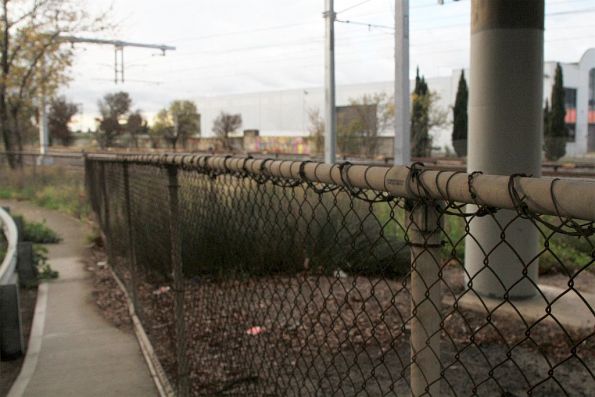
[324,0,336,164]
[59,36,176,84]
[173,112,179,150]
[39,55,49,158]
[394,0,410,165]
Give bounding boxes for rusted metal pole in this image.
[166,165,189,396]
[407,200,443,396]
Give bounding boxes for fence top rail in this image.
[86,153,595,222]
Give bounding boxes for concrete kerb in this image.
[7,283,49,397]
[109,267,176,397]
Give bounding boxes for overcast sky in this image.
[64,0,595,130]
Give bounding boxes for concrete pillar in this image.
[465,0,544,299]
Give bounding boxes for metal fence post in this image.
[407,199,443,396]
[166,164,189,396]
[122,161,139,313]
[100,162,113,263]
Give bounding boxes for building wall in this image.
[195,77,460,151]
[195,49,595,157]
[539,49,595,157]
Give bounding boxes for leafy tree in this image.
[452,70,468,157]
[126,110,148,148]
[96,91,131,148]
[0,0,108,168]
[48,96,78,146]
[212,111,241,150]
[151,100,200,149]
[150,108,171,148]
[544,63,568,161]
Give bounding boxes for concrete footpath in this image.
[2,200,157,397]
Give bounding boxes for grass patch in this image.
[0,166,89,220]
[439,212,593,275]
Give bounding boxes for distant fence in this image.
[84,153,595,396]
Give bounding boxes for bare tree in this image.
[307,108,324,157]
[337,93,394,158]
[212,111,241,150]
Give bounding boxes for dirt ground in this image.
[86,248,132,332]
[89,257,594,397]
[0,287,37,397]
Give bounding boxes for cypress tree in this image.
[544,63,567,161]
[452,70,468,157]
[543,99,550,149]
[411,67,431,157]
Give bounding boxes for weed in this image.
[86,224,103,247]
[33,245,59,280]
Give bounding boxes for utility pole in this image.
[37,54,50,164]
[394,0,410,165]
[60,36,176,84]
[324,0,336,164]
[173,112,179,150]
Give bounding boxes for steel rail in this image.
[85,153,595,222]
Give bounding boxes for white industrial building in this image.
[544,48,595,156]
[195,48,595,157]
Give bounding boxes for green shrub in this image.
[14,215,61,244]
[539,237,593,275]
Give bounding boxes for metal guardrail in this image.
[0,206,24,360]
[0,207,19,286]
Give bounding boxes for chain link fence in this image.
[85,153,595,396]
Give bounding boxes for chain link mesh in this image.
[85,156,594,396]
